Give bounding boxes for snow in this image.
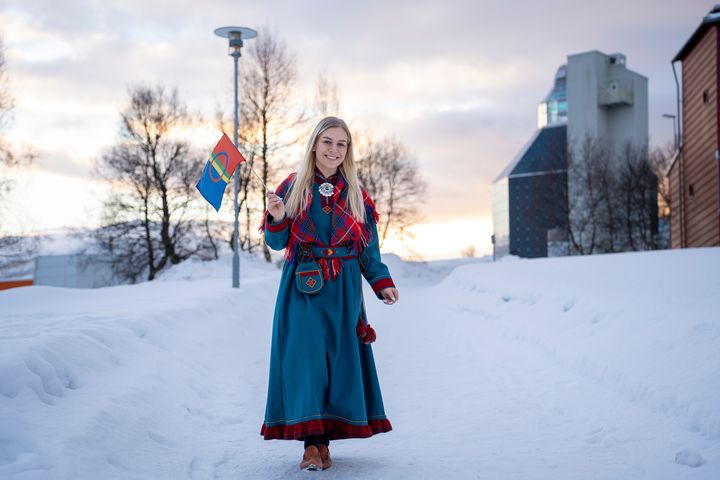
[0,247,719,479]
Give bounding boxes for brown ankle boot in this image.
[317,444,332,470]
[299,445,323,471]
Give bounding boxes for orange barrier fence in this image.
[0,280,34,291]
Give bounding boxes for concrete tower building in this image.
[566,51,648,156]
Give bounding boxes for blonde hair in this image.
[284,117,366,223]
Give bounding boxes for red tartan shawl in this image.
[260,169,379,278]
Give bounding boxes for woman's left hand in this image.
[380,287,399,305]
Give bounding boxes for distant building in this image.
[668,5,720,248]
[34,254,118,288]
[492,50,650,259]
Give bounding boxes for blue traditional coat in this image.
[260,168,395,440]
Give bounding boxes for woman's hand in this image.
[380,287,399,305]
[266,190,286,221]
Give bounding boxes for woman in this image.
[260,117,399,471]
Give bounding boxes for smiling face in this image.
[313,126,349,177]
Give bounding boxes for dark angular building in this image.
[492,124,568,258]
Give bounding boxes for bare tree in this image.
[315,72,341,117]
[217,27,308,262]
[615,142,663,251]
[595,146,619,252]
[356,135,426,248]
[649,143,673,249]
[199,203,224,261]
[314,67,427,253]
[0,34,17,198]
[567,135,659,255]
[94,85,212,282]
[567,135,606,254]
[0,35,37,274]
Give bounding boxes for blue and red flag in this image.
[196,133,246,211]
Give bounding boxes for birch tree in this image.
[94,85,213,282]
[217,27,307,261]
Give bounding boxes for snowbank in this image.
[0,248,718,479]
[435,248,720,440]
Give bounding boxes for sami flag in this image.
[196,133,246,211]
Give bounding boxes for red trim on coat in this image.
[261,418,392,441]
[371,277,395,297]
[265,215,289,232]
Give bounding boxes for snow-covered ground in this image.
[0,248,718,479]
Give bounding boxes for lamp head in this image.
[214,27,257,58]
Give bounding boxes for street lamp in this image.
[662,113,678,151]
[214,26,257,289]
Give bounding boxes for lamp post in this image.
[214,26,257,289]
[662,113,678,151]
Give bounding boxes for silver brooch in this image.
[318,182,334,198]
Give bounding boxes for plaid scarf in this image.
[260,168,379,280]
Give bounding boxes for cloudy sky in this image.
[0,0,707,259]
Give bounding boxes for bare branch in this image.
[356,135,426,248]
[315,72,341,117]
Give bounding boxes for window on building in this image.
[703,90,710,104]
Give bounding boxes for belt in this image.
[310,245,358,258]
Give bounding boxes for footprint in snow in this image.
[675,449,704,468]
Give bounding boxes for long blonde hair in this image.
[284,117,366,223]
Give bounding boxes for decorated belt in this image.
[310,245,358,258]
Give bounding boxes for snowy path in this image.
[372,282,718,479]
[1,250,718,479]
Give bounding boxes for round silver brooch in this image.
[318,182,334,197]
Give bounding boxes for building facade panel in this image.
[508,171,568,258]
[687,219,719,246]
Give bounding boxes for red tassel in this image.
[330,258,343,280]
[364,324,377,344]
[318,258,330,281]
[356,318,367,338]
[356,318,376,344]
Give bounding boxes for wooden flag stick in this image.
[248,166,268,190]
[245,164,282,200]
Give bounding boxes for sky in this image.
[0,0,708,259]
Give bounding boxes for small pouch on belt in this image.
[295,244,323,295]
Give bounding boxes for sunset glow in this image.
[0,0,693,259]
